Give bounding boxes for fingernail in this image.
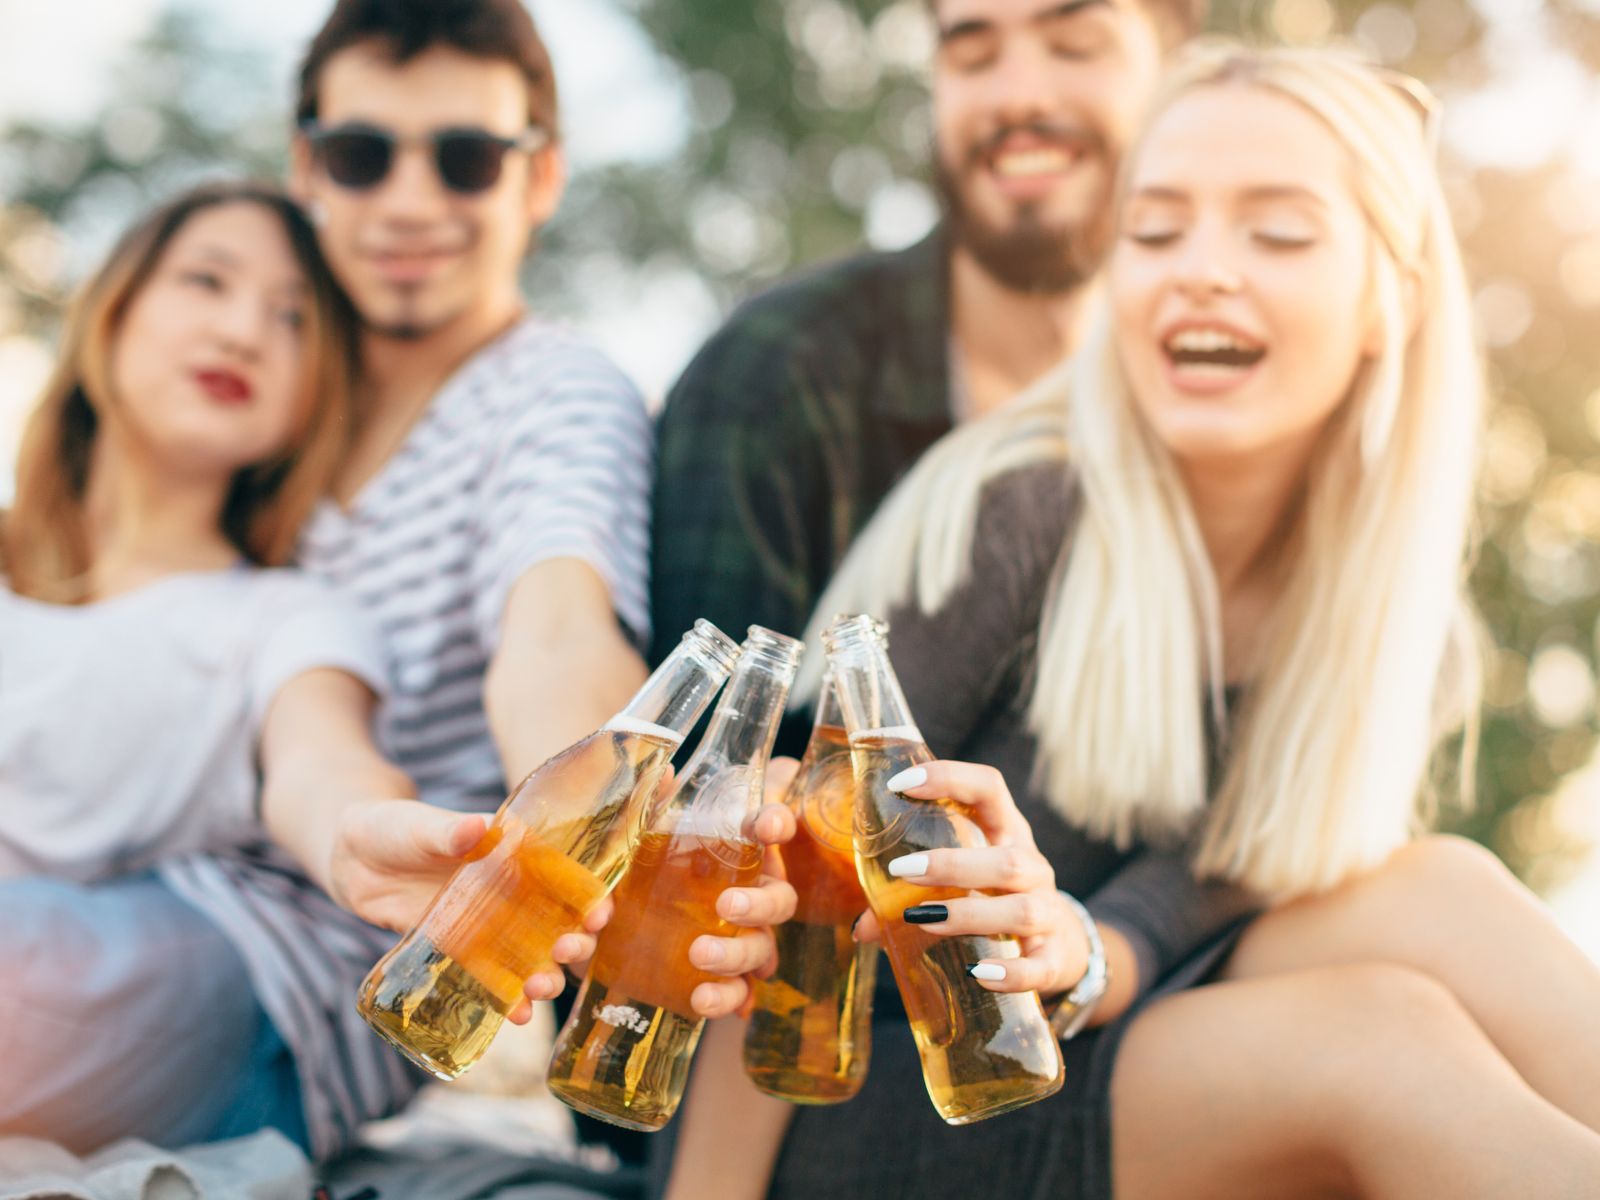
[850,912,865,942]
[967,962,1006,982]
[903,904,948,925]
[888,853,929,877]
[887,767,927,793]
[723,891,750,917]
[696,939,725,965]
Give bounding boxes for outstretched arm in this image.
[485,558,649,788]
[257,667,595,1022]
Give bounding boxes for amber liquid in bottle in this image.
[545,823,763,1130]
[824,613,1063,1125]
[744,721,877,1104]
[851,731,1063,1123]
[358,621,739,1080]
[547,626,802,1130]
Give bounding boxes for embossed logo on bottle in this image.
[595,1003,651,1035]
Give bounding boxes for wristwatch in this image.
[1047,890,1108,1042]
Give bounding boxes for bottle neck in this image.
[822,616,919,740]
[613,620,740,742]
[813,671,846,732]
[692,642,798,774]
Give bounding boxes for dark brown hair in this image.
[296,0,559,134]
[2,181,359,601]
[927,0,1208,45]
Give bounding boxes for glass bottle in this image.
[743,669,877,1103]
[546,626,802,1131]
[822,613,1064,1125]
[358,619,741,1080]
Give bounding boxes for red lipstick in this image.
[193,369,253,405]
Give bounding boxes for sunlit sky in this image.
[1,0,1597,949]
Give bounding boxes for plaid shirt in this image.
[650,229,954,702]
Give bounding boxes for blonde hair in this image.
[2,182,358,601]
[803,40,1484,897]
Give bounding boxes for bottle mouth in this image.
[684,618,742,673]
[819,613,887,659]
[742,625,804,671]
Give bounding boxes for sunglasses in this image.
[300,121,550,194]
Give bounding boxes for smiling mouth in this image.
[1163,328,1268,373]
[366,249,464,285]
[991,145,1080,179]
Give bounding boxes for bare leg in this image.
[1112,963,1600,1199]
[1222,834,1600,1132]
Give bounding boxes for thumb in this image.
[440,811,489,859]
[361,800,484,867]
[851,909,881,945]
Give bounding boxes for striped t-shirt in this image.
[161,317,654,1158]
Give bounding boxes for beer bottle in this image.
[743,669,877,1103]
[358,619,741,1080]
[822,613,1064,1125]
[546,626,802,1131]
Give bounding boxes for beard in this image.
[365,284,450,343]
[369,319,430,342]
[935,122,1116,296]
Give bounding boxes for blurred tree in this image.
[1,8,284,341]
[3,0,1598,886]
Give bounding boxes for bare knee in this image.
[1325,961,1465,1039]
[1385,834,1516,899]
[1113,964,1473,1198]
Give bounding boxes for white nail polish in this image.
[969,963,1007,982]
[888,853,929,878]
[887,766,927,793]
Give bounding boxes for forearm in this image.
[484,559,650,785]
[664,1018,793,1200]
[1084,848,1263,1019]
[1088,925,1145,1027]
[261,748,416,898]
[486,620,647,786]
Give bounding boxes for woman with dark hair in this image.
[0,181,410,1153]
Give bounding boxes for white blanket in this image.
[0,1130,310,1200]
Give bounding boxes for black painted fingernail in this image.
[903,904,948,925]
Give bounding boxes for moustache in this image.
[965,120,1103,169]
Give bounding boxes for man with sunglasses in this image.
[156,0,795,1166]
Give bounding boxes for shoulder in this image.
[453,317,648,431]
[975,460,1079,533]
[665,236,942,423]
[968,460,1082,590]
[232,567,368,628]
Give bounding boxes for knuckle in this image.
[999,846,1032,889]
[1013,893,1046,933]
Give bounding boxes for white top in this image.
[0,568,387,884]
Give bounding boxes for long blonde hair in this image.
[2,181,358,601]
[804,40,1484,897]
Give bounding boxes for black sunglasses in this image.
[300,121,549,194]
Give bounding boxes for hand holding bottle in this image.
[328,796,602,1019]
[686,792,800,1018]
[849,760,1090,1003]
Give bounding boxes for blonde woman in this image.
[662,42,1600,1199]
